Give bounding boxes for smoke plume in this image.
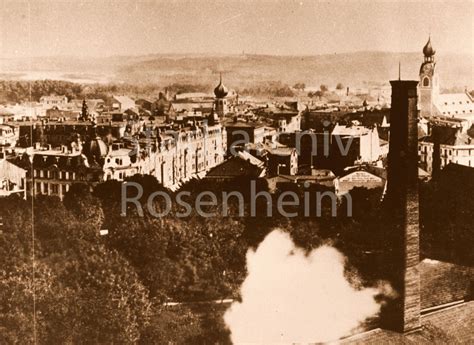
[224,230,391,344]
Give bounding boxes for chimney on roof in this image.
[386,80,421,333]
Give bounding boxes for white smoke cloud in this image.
[224,229,390,344]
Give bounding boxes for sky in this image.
[0,0,472,58]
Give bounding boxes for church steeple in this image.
[214,73,229,117]
[419,36,439,118]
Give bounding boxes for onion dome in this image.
[423,37,436,57]
[83,137,108,161]
[214,73,228,98]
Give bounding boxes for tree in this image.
[80,99,89,121]
[0,195,152,343]
[293,83,306,91]
[308,90,323,98]
[320,84,328,93]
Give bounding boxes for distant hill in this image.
[0,52,472,91]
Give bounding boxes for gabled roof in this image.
[338,165,387,180]
[420,126,473,146]
[206,154,265,179]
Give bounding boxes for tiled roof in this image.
[420,126,473,146]
[206,155,265,178]
[420,259,473,309]
[436,93,474,118]
[341,302,474,344]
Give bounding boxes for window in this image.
[423,77,430,87]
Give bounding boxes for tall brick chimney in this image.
[387,80,421,333]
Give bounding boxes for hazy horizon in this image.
[1,1,472,58]
[2,50,473,61]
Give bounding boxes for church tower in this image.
[419,37,439,117]
[214,73,229,117]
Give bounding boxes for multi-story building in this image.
[15,120,128,148]
[419,124,474,173]
[7,109,227,197]
[152,114,227,189]
[40,95,68,109]
[9,144,102,200]
[224,120,266,153]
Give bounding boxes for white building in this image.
[40,95,68,109]
[419,126,474,173]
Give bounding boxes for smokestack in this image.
[387,80,421,333]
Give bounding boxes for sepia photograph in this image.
[0,0,473,344]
